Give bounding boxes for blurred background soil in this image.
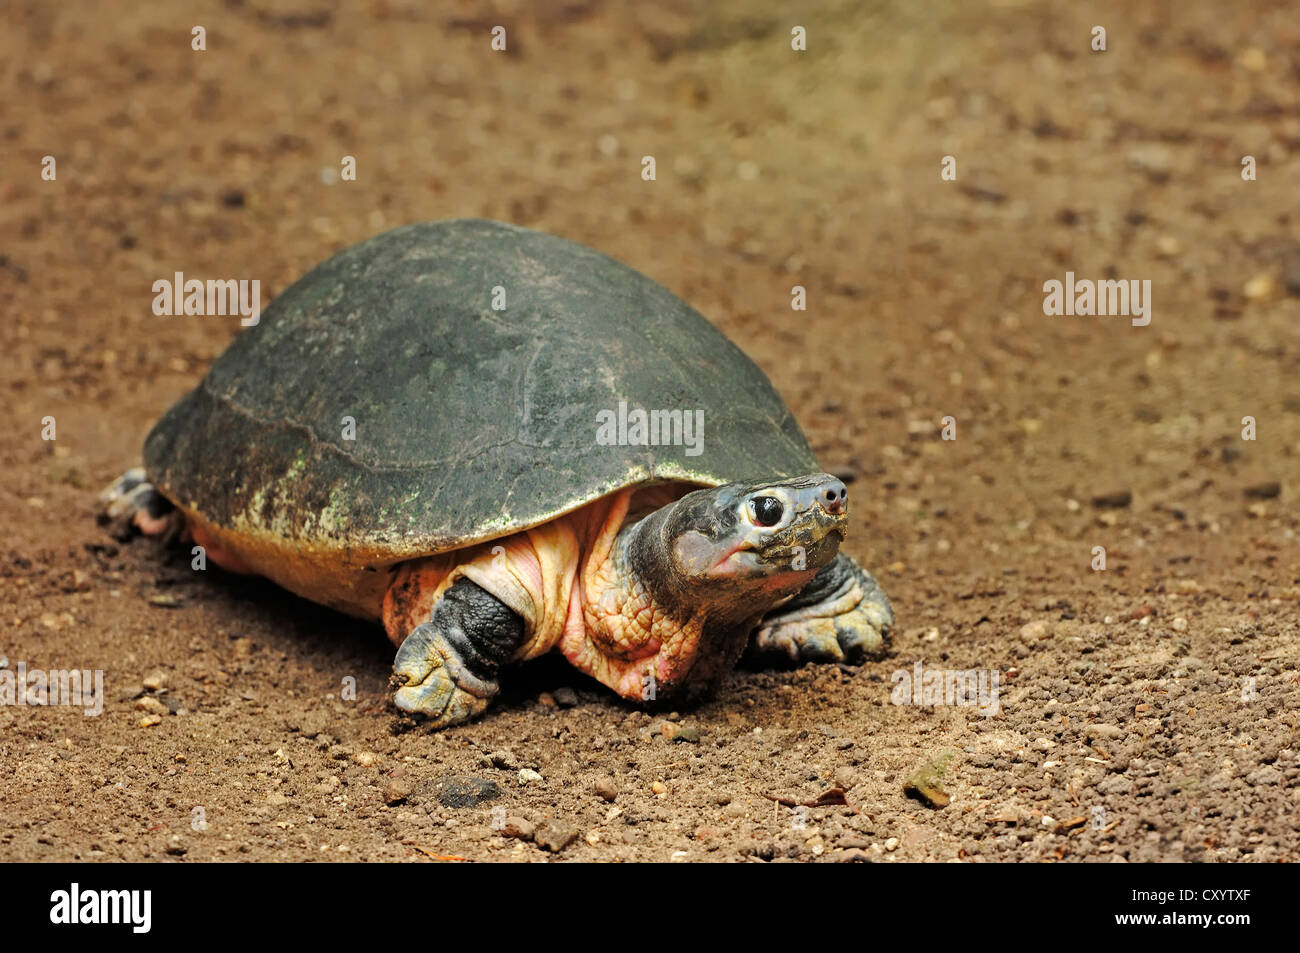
[2,0,1298,862]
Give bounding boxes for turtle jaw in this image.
[707,513,847,584]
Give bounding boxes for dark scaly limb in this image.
[390,578,526,727]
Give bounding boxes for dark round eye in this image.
[750,496,784,527]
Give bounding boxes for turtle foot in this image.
[392,623,495,727]
[389,578,524,729]
[98,468,181,541]
[750,554,892,665]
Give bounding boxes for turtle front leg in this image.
[391,578,525,728]
[749,553,893,664]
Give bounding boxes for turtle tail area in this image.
[97,467,184,542]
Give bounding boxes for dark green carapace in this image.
[144,219,817,558]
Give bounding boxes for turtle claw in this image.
[752,611,888,663]
[750,555,892,665]
[100,467,149,502]
[392,622,496,727]
[98,468,180,541]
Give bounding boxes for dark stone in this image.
[432,773,502,808]
[1243,481,1280,500]
[1091,489,1133,509]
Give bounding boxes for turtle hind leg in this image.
[98,467,183,542]
[748,553,893,665]
[390,577,526,729]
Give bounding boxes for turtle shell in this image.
[145,219,818,575]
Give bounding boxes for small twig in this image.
[761,787,862,815]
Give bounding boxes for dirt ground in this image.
[3,0,1299,863]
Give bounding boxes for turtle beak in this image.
[814,475,848,517]
[781,479,847,569]
[788,472,849,517]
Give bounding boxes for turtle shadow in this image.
[130,537,723,720]
[145,539,394,688]
[494,654,715,719]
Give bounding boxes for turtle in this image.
[100,219,893,728]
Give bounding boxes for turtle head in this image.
[628,472,849,623]
[586,472,849,703]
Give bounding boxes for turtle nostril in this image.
[817,478,848,515]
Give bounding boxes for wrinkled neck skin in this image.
[574,495,811,702]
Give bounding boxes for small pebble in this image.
[884,837,899,851]
[433,774,501,808]
[533,820,579,853]
[1087,724,1123,740]
[1019,620,1050,640]
[1244,273,1276,302]
[835,848,873,863]
[384,776,414,805]
[903,753,954,809]
[518,768,544,785]
[1244,481,1281,500]
[1091,489,1132,509]
[1239,47,1267,72]
[1127,145,1171,180]
[660,722,700,743]
[490,749,518,769]
[593,776,618,801]
[500,816,534,841]
[134,697,167,716]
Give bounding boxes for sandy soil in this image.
[2,0,1298,863]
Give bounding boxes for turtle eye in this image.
[749,496,784,527]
